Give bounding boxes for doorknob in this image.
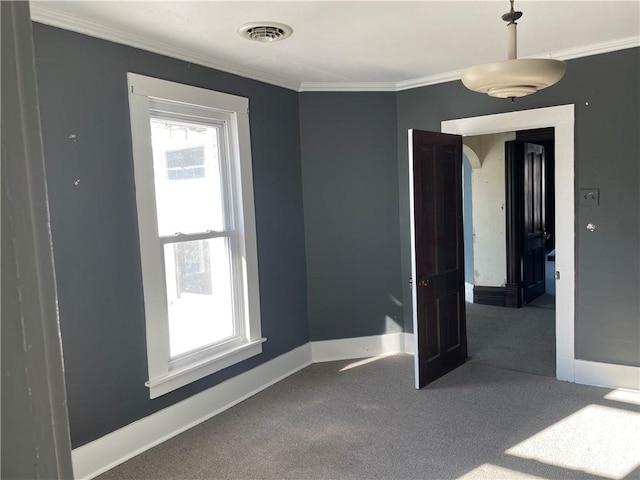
[418,278,430,287]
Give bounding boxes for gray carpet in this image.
[97,356,639,480]
[466,303,555,377]
[528,294,556,310]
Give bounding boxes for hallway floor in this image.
[466,302,555,377]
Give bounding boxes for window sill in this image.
[146,338,266,398]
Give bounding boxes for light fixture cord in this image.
[502,0,522,61]
[501,0,523,103]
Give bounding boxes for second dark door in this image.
[506,140,547,305]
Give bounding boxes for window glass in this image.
[164,238,234,357]
[150,117,226,235]
[166,146,206,180]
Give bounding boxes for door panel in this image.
[423,299,439,359]
[410,130,466,389]
[523,142,546,303]
[444,292,461,351]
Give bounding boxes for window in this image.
[127,73,264,398]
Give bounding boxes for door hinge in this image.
[409,277,413,288]
[555,270,560,280]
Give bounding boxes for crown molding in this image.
[298,82,397,92]
[394,70,462,92]
[29,4,302,92]
[30,4,639,94]
[539,35,640,61]
[298,71,462,92]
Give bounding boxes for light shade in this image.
[462,1,567,99]
[461,58,566,99]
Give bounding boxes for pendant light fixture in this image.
[461,0,566,102]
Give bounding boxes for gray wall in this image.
[299,93,403,340]
[397,48,640,367]
[33,24,309,448]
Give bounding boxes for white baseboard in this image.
[72,333,639,479]
[465,282,474,304]
[72,343,313,480]
[556,354,575,383]
[311,332,413,362]
[574,359,640,391]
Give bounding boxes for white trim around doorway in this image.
[465,282,474,304]
[441,105,576,383]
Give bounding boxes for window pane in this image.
[150,117,226,235]
[164,238,234,357]
[166,146,206,180]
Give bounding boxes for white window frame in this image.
[127,73,264,398]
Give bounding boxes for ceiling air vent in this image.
[238,22,293,42]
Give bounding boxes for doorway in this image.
[509,127,556,308]
[440,105,575,383]
[461,128,556,376]
[463,128,556,308]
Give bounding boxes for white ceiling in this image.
[30,1,640,91]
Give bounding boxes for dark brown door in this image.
[522,142,547,303]
[505,141,547,305]
[410,130,466,389]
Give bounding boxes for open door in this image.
[409,130,467,389]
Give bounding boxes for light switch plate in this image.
[580,188,599,206]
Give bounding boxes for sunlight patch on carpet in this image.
[604,389,640,406]
[505,405,640,479]
[339,355,389,372]
[458,463,544,479]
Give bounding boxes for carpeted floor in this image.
[96,302,640,480]
[527,294,556,310]
[97,355,639,480]
[465,302,555,377]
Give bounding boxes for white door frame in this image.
[439,104,575,383]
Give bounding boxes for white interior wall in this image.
[469,132,515,287]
